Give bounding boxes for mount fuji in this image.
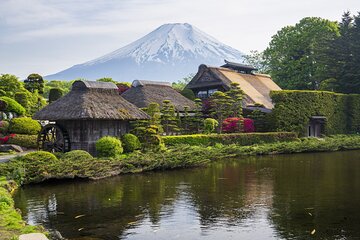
[45,23,245,82]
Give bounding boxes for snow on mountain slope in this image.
[45,23,245,82]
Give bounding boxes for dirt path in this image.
[0,151,34,163]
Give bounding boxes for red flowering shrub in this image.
[243,118,255,133]
[0,133,16,144]
[222,117,255,133]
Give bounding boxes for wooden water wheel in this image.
[38,124,70,153]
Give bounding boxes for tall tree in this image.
[24,73,44,94]
[0,74,22,98]
[242,50,269,73]
[264,17,339,90]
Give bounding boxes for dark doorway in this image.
[307,116,326,137]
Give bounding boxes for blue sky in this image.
[0,0,359,79]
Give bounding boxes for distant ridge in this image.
[45,23,245,82]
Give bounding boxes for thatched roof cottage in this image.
[185,60,281,110]
[122,80,197,112]
[33,80,149,155]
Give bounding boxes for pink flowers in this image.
[222,117,255,133]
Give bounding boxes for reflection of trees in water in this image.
[269,152,360,239]
[184,158,274,228]
[15,173,183,239]
[15,152,360,239]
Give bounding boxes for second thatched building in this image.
[122,80,197,112]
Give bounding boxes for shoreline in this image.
[1,134,360,239]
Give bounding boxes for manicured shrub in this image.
[7,134,37,148]
[14,92,29,109]
[21,151,58,163]
[270,90,360,135]
[222,117,243,133]
[204,118,218,134]
[243,118,255,133]
[0,121,9,134]
[16,151,59,184]
[8,117,41,135]
[162,132,298,147]
[181,88,195,100]
[62,150,93,161]
[121,133,141,152]
[95,136,123,158]
[48,88,63,103]
[0,96,26,116]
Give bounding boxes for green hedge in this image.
[7,134,37,148]
[0,96,25,115]
[9,117,41,135]
[270,90,360,135]
[162,132,298,146]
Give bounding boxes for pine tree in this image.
[161,100,180,135]
[209,91,232,133]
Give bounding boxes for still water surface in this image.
[14,151,360,240]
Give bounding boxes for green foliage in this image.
[319,12,360,93]
[43,80,73,98]
[203,118,218,134]
[180,88,195,100]
[7,134,38,148]
[172,74,194,91]
[9,117,41,135]
[242,50,269,73]
[270,90,360,135]
[0,121,10,134]
[264,17,339,90]
[96,136,123,158]
[162,132,298,147]
[62,150,93,161]
[226,83,244,117]
[0,89,6,97]
[248,109,270,132]
[48,88,63,103]
[24,73,44,94]
[0,74,22,98]
[0,178,39,238]
[14,92,29,110]
[121,134,141,152]
[146,102,163,133]
[0,97,26,116]
[96,77,118,84]
[161,100,180,135]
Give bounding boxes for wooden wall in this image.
[58,120,130,156]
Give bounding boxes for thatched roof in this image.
[221,60,258,73]
[186,64,281,109]
[122,80,197,111]
[33,80,149,121]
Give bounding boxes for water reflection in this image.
[14,151,360,239]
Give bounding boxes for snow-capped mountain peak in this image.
[46,23,245,82]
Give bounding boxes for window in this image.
[208,89,218,96]
[197,91,208,99]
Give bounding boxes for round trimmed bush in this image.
[62,150,93,161]
[95,136,123,158]
[9,117,41,135]
[49,88,63,103]
[121,133,141,152]
[0,96,25,115]
[21,151,58,163]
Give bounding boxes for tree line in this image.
[244,11,360,93]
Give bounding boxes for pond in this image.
[14,151,360,240]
